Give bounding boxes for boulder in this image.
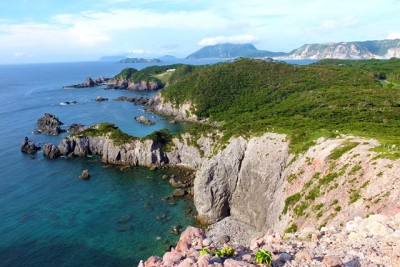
[37,113,64,135]
[173,189,186,197]
[175,227,205,253]
[80,169,90,180]
[21,137,40,154]
[43,143,61,159]
[95,96,108,102]
[135,116,155,125]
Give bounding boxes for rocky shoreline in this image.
[139,212,400,266]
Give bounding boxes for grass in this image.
[348,165,362,175]
[283,193,301,214]
[329,141,359,160]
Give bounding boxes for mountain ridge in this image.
[186,39,400,59]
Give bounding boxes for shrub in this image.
[254,249,273,265]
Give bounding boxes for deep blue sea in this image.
[0,59,228,267]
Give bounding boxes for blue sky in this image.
[1,0,400,63]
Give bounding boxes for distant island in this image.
[118,58,161,63]
[186,39,400,60]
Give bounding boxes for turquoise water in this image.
[0,60,218,266]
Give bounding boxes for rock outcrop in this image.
[80,169,90,180]
[43,143,60,159]
[147,94,198,122]
[108,79,163,91]
[64,76,109,88]
[95,96,108,102]
[135,116,155,125]
[36,113,64,135]
[21,137,40,154]
[67,124,86,134]
[194,133,290,231]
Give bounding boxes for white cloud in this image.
[318,16,359,33]
[387,32,400,39]
[198,34,258,46]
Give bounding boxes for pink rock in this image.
[223,259,256,267]
[295,251,313,261]
[197,254,212,267]
[322,255,343,267]
[176,227,206,253]
[241,253,254,262]
[177,257,196,267]
[162,249,183,265]
[144,256,162,267]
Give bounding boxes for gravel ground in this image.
[206,216,261,245]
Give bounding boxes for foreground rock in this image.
[135,115,155,125]
[64,76,109,88]
[43,143,60,159]
[21,137,40,154]
[36,113,64,135]
[139,213,400,267]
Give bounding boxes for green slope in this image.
[161,58,400,152]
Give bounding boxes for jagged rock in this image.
[95,96,108,102]
[135,115,155,125]
[43,143,60,159]
[80,169,90,180]
[21,137,40,154]
[64,76,109,88]
[67,123,86,134]
[37,113,64,135]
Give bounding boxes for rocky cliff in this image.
[147,94,198,121]
[46,125,400,236]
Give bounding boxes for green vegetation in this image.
[319,172,339,186]
[254,249,273,265]
[349,190,362,204]
[283,193,301,214]
[113,64,196,87]
[160,58,400,153]
[348,165,362,175]
[199,246,235,258]
[199,248,211,256]
[284,223,298,233]
[329,142,359,160]
[305,186,320,200]
[76,123,137,146]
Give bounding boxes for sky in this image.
[1,0,400,63]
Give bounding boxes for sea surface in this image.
[0,58,316,266]
[0,59,225,267]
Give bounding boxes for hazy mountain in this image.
[186,43,287,59]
